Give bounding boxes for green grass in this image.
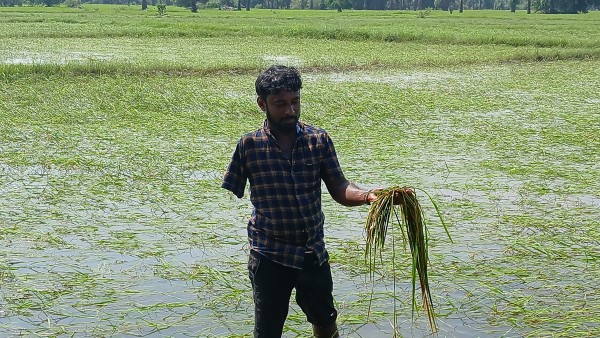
[1,5,599,337]
[1,6,599,77]
[1,6,598,48]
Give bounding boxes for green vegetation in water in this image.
[0,5,599,337]
[1,6,600,78]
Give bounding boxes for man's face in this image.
[258,90,301,134]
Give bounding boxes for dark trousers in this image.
[247,250,338,338]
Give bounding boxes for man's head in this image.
[255,65,303,134]
[255,65,302,101]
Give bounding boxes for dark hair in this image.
[255,65,302,101]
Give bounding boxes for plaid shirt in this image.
[222,120,345,269]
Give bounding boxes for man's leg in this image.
[295,252,339,338]
[248,250,295,338]
[312,322,339,338]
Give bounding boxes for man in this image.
[222,65,409,337]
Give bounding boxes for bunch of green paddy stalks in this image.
[364,186,452,334]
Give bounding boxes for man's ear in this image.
[257,96,267,112]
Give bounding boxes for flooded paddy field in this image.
[1,6,599,338]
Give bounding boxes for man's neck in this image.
[267,121,296,159]
[267,121,296,141]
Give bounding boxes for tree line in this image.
[1,0,598,14]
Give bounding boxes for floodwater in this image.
[3,52,115,65]
[2,64,599,337]
[1,159,587,337]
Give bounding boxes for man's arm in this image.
[324,176,414,207]
[324,176,376,207]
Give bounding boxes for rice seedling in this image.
[364,186,452,334]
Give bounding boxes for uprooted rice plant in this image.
[364,187,451,335]
[1,5,599,337]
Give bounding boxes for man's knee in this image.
[312,322,339,338]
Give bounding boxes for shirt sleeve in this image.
[320,132,346,183]
[222,139,247,198]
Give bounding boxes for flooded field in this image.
[1,6,599,338]
[2,61,598,337]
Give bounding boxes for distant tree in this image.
[154,0,597,9]
[142,0,148,10]
[435,0,457,10]
[175,0,197,10]
[42,0,61,6]
[0,0,24,6]
[533,0,593,12]
[157,2,166,14]
[64,0,81,7]
[9,0,24,5]
[362,0,389,9]
[434,0,441,9]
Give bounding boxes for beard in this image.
[266,107,299,134]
